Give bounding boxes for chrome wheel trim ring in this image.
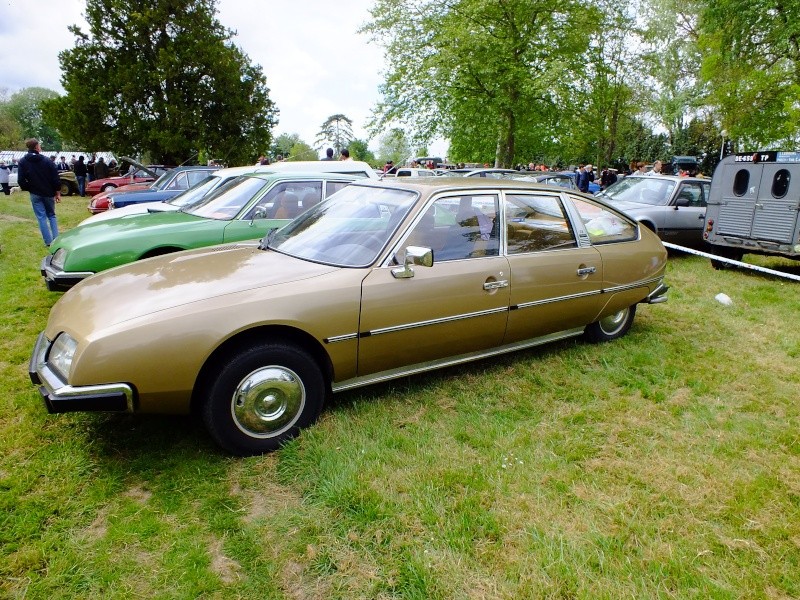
[598,308,629,336]
[231,366,306,438]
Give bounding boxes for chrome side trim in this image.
[603,276,664,294]
[324,333,359,344]
[515,289,600,309]
[333,327,585,392]
[364,306,509,337]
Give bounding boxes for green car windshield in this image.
[182,176,267,220]
[268,185,417,267]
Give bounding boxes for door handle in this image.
[577,266,596,276]
[483,280,508,290]
[699,213,705,219]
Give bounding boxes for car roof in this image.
[241,171,360,181]
[620,175,708,184]
[349,176,587,195]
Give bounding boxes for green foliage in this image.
[288,140,318,161]
[43,0,277,165]
[375,128,410,166]
[271,133,302,159]
[364,0,596,167]
[346,139,376,164]
[2,87,63,149]
[698,0,800,146]
[315,114,354,154]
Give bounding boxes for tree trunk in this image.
[495,110,516,168]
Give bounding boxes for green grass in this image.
[2,191,799,598]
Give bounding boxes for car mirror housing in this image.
[391,246,433,279]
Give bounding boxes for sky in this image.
[0,0,446,157]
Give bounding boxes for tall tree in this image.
[4,87,63,149]
[698,0,800,146]
[315,114,354,154]
[364,0,594,167]
[375,128,410,166]
[43,0,277,165]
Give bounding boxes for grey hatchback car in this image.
[595,175,711,247]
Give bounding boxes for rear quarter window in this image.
[570,197,638,244]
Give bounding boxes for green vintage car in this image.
[41,172,357,291]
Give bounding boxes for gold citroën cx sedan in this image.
[30,178,669,455]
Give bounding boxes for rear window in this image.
[733,169,750,196]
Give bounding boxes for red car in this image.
[85,165,169,196]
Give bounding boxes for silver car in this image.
[596,175,711,247]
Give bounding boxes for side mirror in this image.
[391,246,433,279]
[250,206,268,225]
[674,196,691,208]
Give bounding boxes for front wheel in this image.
[200,342,326,455]
[102,183,117,192]
[584,305,636,343]
[60,181,73,196]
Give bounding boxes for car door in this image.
[358,193,510,376]
[668,180,710,245]
[503,192,605,343]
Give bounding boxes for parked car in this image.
[31,177,669,454]
[560,171,601,194]
[500,172,578,190]
[85,165,170,196]
[387,167,438,178]
[595,175,711,247]
[41,172,357,291]
[448,168,521,178]
[78,162,379,225]
[87,166,218,213]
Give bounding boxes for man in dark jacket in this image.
[73,155,88,196]
[18,138,61,246]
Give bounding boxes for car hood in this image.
[49,244,340,332]
[54,211,209,250]
[598,197,651,212]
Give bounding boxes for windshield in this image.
[268,185,418,267]
[598,176,676,206]
[151,169,174,190]
[166,175,220,207]
[182,176,268,220]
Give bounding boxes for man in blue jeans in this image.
[18,138,61,246]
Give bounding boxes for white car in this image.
[387,167,437,178]
[79,161,378,225]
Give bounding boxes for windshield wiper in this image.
[258,228,278,251]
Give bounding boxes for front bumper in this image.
[40,254,94,292]
[29,332,134,413]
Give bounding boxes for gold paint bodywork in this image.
[35,178,668,415]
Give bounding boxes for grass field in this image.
[2,190,799,599]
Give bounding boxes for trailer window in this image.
[733,169,749,197]
[772,169,790,199]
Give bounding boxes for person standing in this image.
[321,148,334,161]
[577,163,594,193]
[87,154,96,182]
[56,156,70,171]
[0,161,11,195]
[73,155,88,196]
[646,160,663,176]
[94,156,109,179]
[340,148,352,161]
[18,138,61,246]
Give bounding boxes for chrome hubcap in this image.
[231,366,305,438]
[598,308,628,335]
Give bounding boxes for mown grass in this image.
[1,191,799,599]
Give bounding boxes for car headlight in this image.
[48,333,78,380]
[50,248,67,270]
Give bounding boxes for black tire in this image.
[60,181,72,196]
[584,305,636,343]
[710,249,743,270]
[200,342,326,455]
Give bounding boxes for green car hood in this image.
[51,211,289,273]
[48,243,340,333]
